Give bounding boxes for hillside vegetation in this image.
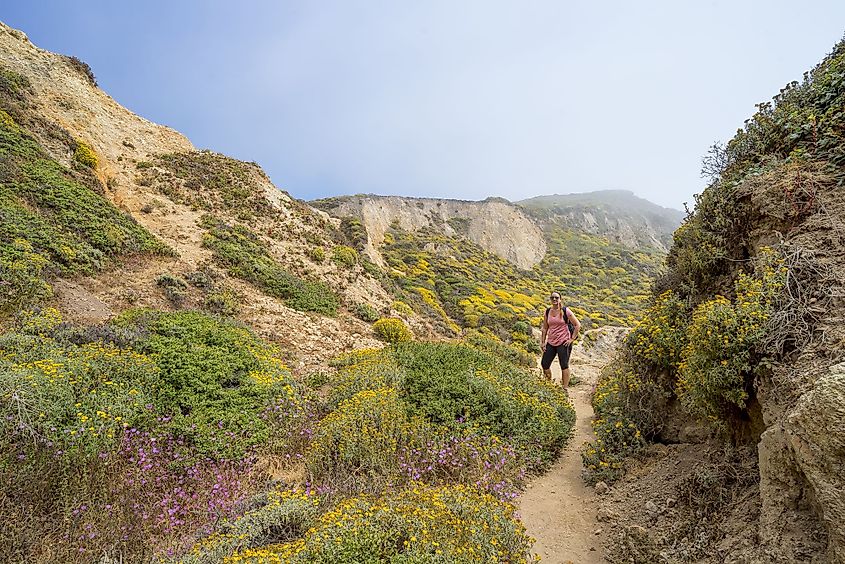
[381,223,662,350]
[1,308,574,562]
[585,37,845,563]
[0,66,172,316]
[0,23,583,563]
[315,192,675,358]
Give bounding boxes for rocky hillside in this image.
[0,21,404,367]
[585,38,845,563]
[517,189,685,252]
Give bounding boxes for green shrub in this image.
[332,245,358,267]
[200,216,339,316]
[372,317,412,343]
[230,485,533,563]
[64,55,97,86]
[353,302,380,322]
[155,273,188,306]
[581,347,668,484]
[340,216,368,250]
[73,140,98,169]
[391,300,414,317]
[308,246,325,262]
[390,342,574,468]
[0,66,32,96]
[203,287,240,316]
[114,309,301,458]
[0,239,52,315]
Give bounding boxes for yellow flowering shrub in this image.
[372,317,412,343]
[416,286,461,334]
[390,300,414,317]
[627,289,689,371]
[227,484,533,563]
[677,251,787,421]
[306,388,427,491]
[331,245,358,267]
[582,356,650,484]
[0,327,158,453]
[326,350,404,409]
[73,139,98,169]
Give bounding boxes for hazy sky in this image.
[4,2,845,210]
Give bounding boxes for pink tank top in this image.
[546,307,571,346]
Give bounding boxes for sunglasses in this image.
[550,296,561,300]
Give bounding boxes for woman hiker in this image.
[540,291,581,388]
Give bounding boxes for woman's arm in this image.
[540,316,548,351]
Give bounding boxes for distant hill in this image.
[517,190,685,252]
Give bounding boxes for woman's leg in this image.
[559,345,572,388]
[540,345,556,381]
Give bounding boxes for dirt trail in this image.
[518,356,606,563]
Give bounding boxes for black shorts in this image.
[541,342,572,370]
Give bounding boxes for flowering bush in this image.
[67,428,257,558]
[581,412,646,485]
[331,245,358,267]
[308,246,325,262]
[399,429,527,501]
[326,351,404,409]
[372,317,412,343]
[627,289,689,372]
[306,388,425,491]
[73,139,98,169]
[228,484,533,563]
[678,252,787,421]
[582,351,654,484]
[0,324,158,454]
[179,488,323,564]
[0,310,309,561]
[390,300,414,317]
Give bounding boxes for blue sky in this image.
[3,1,845,210]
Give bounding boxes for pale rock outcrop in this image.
[328,196,547,270]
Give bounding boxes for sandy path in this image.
[518,360,605,563]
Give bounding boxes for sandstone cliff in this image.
[315,195,547,270]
